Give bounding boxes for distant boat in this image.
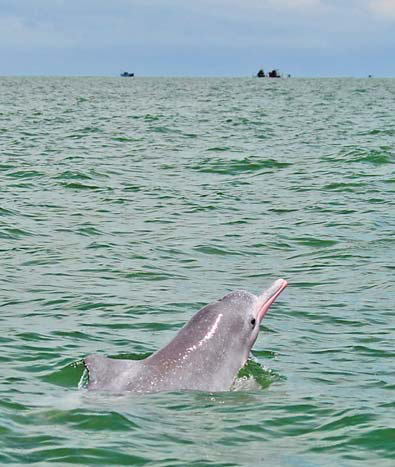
[257,68,281,78]
[120,72,134,77]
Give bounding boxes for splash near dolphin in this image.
[84,279,287,393]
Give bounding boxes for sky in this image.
[1,0,394,77]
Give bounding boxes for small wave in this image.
[192,157,291,174]
[329,147,394,165]
[323,181,365,191]
[194,244,243,256]
[6,170,45,179]
[77,226,103,236]
[55,170,92,180]
[235,358,284,391]
[294,236,338,247]
[0,227,35,239]
[0,207,17,216]
[123,270,180,281]
[42,360,86,388]
[60,182,100,190]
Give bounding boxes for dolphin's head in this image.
[214,278,288,360]
[165,278,288,391]
[149,278,288,392]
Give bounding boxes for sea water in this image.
[1,76,394,466]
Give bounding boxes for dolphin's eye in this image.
[250,318,256,328]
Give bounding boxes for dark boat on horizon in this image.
[120,72,134,77]
[257,69,281,78]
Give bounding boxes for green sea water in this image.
[0,76,394,466]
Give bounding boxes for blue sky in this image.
[1,0,394,77]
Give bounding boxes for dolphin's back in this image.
[84,355,141,391]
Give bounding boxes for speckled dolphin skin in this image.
[84,279,287,393]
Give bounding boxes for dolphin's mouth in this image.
[256,278,288,322]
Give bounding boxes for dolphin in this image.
[84,278,287,393]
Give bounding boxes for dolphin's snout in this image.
[256,279,288,322]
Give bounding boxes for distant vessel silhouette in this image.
[120,72,134,77]
[257,68,281,78]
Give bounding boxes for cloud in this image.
[0,15,80,47]
[369,0,395,19]
[0,0,326,50]
[269,0,322,8]
[0,1,388,50]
